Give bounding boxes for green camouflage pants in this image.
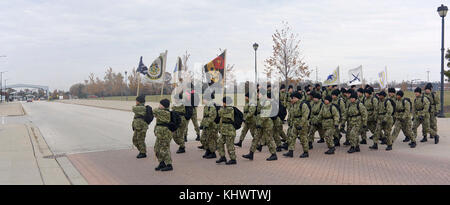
[361,120,377,140]
[239,121,256,141]
[374,117,393,143]
[250,123,276,154]
[430,112,438,136]
[272,118,287,147]
[154,126,172,164]
[323,125,335,148]
[202,125,218,152]
[174,118,187,148]
[288,125,309,152]
[132,129,147,154]
[413,114,431,138]
[391,117,415,145]
[185,108,200,137]
[217,134,236,160]
[308,124,325,143]
[347,120,361,147]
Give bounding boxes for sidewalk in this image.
[0,102,25,116]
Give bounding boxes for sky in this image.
[0,0,449,91]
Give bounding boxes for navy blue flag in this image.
[137,56,148,75]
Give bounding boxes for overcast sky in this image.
[0,0,448,91]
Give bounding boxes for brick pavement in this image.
[67,135,450,185]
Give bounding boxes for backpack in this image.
[300,100,311,120]
[143,105,154,124]
[168,111,181,132]
[278,103,287,120]
[420,96,432,112]
[214,104,221,124]
[384,98,396,115]
[330,104,342,121]
[185,106,193,120]
[232,107,244,130]
[402,98,412,112]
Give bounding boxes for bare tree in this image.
[264,21,310,86]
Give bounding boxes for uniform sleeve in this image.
[384,101,394,121]
[373,98,379,119]
[301,103,310,126]
[422,98,430,116]
[340,102,347,122]
[360,103,368,126]
[332,105,339,126]
[404,100,411,119]
[434,93,440,112]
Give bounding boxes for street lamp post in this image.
[438,4,448,117]
[4,79,8,102]
[125,71,128,101]
[253,43,259,87]
[0,71,7,103]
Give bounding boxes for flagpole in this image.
[160,50,168,99]
[136,70,140,96]
[361,65,364,87]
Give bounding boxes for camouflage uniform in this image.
[185,107,200,138]
[332,97,346,141]
[346,100,367,147]
[239,101,257,142]
[201,101,218,153]
[391,97,414,144]
[288,100,310,152]
[322,88,332,99]
[362,95,378,141]
[132,103,149,154]
[412,96,431,139]
[154,108,173,165]
[218,106,236,160]
[318,103,340,148]
[272,117,287,147]
[250,97,277,154]
[373,98,394,144]
[308,100,325,143]
[172,102,186,148]
[423,92,439,137]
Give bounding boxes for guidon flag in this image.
[204,50,226,85]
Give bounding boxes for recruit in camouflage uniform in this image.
[346,93,367,153]
[284,92,310,158]
[370,91,394,150]
[172,95,187,153]
[132,98,149,158]
[216,98,237,165]
[200,96,218,159]
[390,91,416,149]
[331,90,346,146]
[412,87,432,143]
[243,91,278,161]
[153,99,173,171]
[318,96,340,154]
[308,92,325,148]
[423,83,440,144]
[361,88,378,144]
[235,93,257,147]
[186,107,201,140]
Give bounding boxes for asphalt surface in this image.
[21,101,199,155]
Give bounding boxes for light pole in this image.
[4,79,8,102]
[253,43,259,86]
[125,71,128,101]
[0,70,7,103]
[438,4,448,117]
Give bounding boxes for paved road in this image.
[21,101,199,155]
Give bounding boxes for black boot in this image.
[276,146,282,152]
[256,145,262,152]
[184,135,187,142]
[308,142,313,150]
[216,156,227,163]
[205,152,217,159]
[202,150,211,158]
[266,154,278,161]
[355,146,360,152]
[282,142,289,150]
[176,147,185,154]
[343,140,350,146]
[136,153,147,159]
[420,136,427,142]
[334,138,340,147]
[299,152,309,158]
[360,139,367,144]
[161,164,173,171]
[380,138,387,145]
[234,140,243,147]
[347,146,356,153]
[325,147,335,155]
[409,142,416,148]
[403,136,411,142]
[195,134,200,141]
[155,162,166,171]
[283,150,293,158]
[198,145,204,150]
[386,145,392,151]
[225,159,237,165]
[369,143,378,150]
[434,135,439,144]
[242,151,254,160]
[317,138,325,143]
